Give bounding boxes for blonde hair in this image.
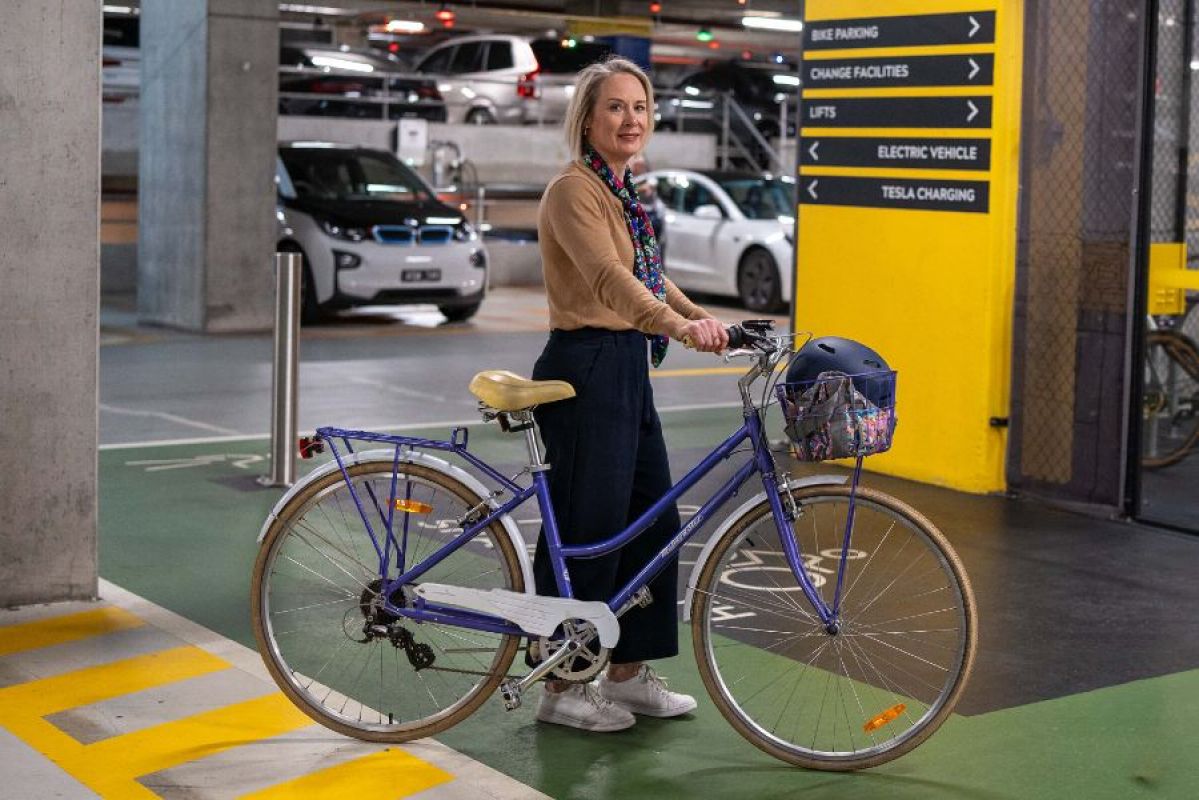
[563,56,655,162]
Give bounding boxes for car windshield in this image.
[717,177,796,220]
[279,149,432,202]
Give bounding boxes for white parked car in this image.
[635,169,795,312]
[413,35,611,125]
[276,142,487,323]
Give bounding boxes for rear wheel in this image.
[251,462,524,742]
[691,486,976,770]
[1142,329,1199,468]
[465,108,496,125]
[737,248,782,313]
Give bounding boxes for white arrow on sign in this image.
[968,58,980,80]
[966,100,980,122]
[808,140,820,161]
[807,179,819,200]
[968,15,981,38]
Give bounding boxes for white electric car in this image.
[276,142,487,323]
[635,169,795,313]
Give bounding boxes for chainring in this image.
[534,619,610,683]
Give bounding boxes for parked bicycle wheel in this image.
[1142,329,1199,469]
[252,462,525,742]
[691,485,976,770]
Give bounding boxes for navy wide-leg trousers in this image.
[531,327,681,664]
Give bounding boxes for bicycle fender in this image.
[256,449,535,593]
[681,474,847,622]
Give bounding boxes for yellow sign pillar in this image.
[794,0,1024,492]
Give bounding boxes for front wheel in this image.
[691,486,976,770]
[251,461,525,743]
[439,301,481,322]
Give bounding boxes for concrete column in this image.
[139,0,279,332]
[0,1,100,604]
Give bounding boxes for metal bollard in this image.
[258,252,302,488]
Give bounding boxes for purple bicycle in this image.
[251,321,976,770]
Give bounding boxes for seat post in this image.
[522,414,548,470]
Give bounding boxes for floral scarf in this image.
[581,144,669,367]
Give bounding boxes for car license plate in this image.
[401,269,441,282]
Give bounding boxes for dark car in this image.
[655,61,799,143]
[279,45,447,122]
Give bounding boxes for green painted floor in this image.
[99,410,1199,799]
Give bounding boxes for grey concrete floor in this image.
[100,287,788,447]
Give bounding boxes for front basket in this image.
[775,370,897,462]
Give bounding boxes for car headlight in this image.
[454,221,478,242]
[319,219,368,242]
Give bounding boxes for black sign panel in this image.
[803,96,992,128]
[801,137,992,170]
[804,11,997,50]
[799,176,990,213]
[805,54,994,89]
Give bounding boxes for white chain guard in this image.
[413,584,621,648]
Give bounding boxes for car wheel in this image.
[737,248,783,313]
[439,302,481,322]
[465,108,496,125]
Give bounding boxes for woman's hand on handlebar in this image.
[679,318,730,353]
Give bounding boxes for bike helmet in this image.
[786,336,894,407]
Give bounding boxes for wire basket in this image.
[775,370,898,462]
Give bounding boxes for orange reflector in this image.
[863,703,906,733]
[394,499,433,514]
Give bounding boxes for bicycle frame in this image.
[318,404,841,643]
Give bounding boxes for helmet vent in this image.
[817,342,836,353]
[864,358,883,369]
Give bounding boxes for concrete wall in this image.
[0,2,101,604]
[139,0,279,332]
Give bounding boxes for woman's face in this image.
[585,73,648,173]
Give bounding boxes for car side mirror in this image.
[693,204,724,220]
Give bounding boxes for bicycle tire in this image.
[1142,329,1199,469]
[691,485,976,770]
[251,461,525,743]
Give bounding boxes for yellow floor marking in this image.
[0,645,234,799]
[0,645,230,718]
[83,693,314,781]
[0,606,145,657]
[241,747,453,800]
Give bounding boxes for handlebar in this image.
[682,319,777,353]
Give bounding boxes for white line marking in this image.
[100,403,241,436]
[347,376,448,403]
[99,402,742,450]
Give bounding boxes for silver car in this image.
[276,142,487,322]
[413,35,611,125]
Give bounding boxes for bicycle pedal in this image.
[499,679,523,711]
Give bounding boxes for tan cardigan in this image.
[537,161,710,339]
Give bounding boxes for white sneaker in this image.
[535,682,636,732]
[598,665,698,718]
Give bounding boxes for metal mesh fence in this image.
[1007,1,1148,506]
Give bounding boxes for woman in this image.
[531,57,728,733]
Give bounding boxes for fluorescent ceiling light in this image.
[386,20,425,33]
[772,74,800,86]
[279,4,360,16]
[102,5,135,13]
[742,16,804,33]
[311,56,374,72]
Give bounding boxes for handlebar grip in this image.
[726,325,746,349]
